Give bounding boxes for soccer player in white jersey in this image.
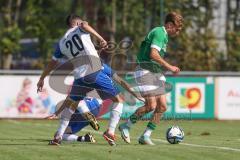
[50,63,144,144]
[45,63,144,145]
[37,14,133,146]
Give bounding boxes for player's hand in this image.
[169,66,180,75]
[100,39,108,49]
[44,114,58,120]
[37,78,44,93]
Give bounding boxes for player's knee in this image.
[60,97,78,120]
[147,104,157,112]
[159,105,167,113]
[66,97,79,110]
[150,106,157,112]
[147,100,157,111]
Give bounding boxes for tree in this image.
[221,0,240,71]
[163,0,219,71]
[0,0,22,69]
[0,0,235,71]
[24,0,71,66]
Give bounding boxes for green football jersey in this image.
[137,26,168,73]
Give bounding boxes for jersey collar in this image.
[163,26,168,35]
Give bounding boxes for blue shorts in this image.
[69,70,120,101]
[68,98,101,134]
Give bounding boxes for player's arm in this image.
[45,101,65,120]
[45,97,68,120]
[37,43,64,92]
[80,22,107,48]
[112,74,145,102]
[150,48,180,74]
[37,59,58,93]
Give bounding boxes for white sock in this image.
[108,103,123,135]
[56,108,74,137]
[143,127,153,137]
[77,100,90,113]
[81,136,85,142]
[62,134,78,141]
[57,119,70,137]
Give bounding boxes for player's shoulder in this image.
[63,26,87,38]
[147,26,167,41]
[150,26,166,35]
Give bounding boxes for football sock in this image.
[77,136,85,142]
[108,103,123,135]
[143,122,156,137]
[62,134,78,141]
[77,100,90,113]
[126,114,138,128]
[57,119,70,137]
[56,108,74,137]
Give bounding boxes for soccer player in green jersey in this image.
[119,12,183,145]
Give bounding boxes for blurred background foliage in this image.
[0,0,239,71]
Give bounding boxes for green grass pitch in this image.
[0,119,240,160]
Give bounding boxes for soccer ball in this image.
[166,126,184,144]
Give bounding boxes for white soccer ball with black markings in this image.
[166,126,184,144]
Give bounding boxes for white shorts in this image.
[134,67,166,96]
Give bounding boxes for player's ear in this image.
[80,21,88,28]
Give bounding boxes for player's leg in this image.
[70,79,101,131]
[62,132,96,143]
[119,95,157,143]
[138,74,167,145]
[49,96,79,145]
[103,94,124,146]
[62,98,102,143]
[62,125,96,143]
[76,99,100,131]
[118,67,161,143]
[139,94,167,145]
[93,71,123,146]
[49,79,94,145]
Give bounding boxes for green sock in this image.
[147,122,156,130]
[143,122,156,137]
[129,114,139,124]
[126,114,139,128]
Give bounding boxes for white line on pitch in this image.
[152,138,240,152]
[83,128,240,152]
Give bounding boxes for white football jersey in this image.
[53,26,102,79]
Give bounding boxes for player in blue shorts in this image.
[37,14,128,146]
[62,97,102,143]
[47,63,143,144]
[38,14,145,146]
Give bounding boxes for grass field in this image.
[0,119,240,160]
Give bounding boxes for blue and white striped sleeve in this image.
[52,43,64,61]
